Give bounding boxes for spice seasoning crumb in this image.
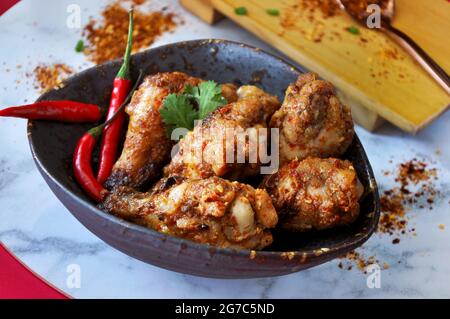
[31,63,73,93]
[281,251,296,260]
[298,0,340,18]
[340,157,443,272]
[378,47,402,61]
[280,0,341,43]
[379,158,440,237]
[131,0,145,5]
[339,250,377,272]
[341,0,390,20]
[82,1,176,64]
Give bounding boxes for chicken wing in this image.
[164,85,280,180]
[261,157,364,232]
[103,176,278,250]
[105,72,238,190]
[270,73,354,166]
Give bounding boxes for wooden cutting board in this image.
[180,0,450,133]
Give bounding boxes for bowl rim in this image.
[27,38,380,261]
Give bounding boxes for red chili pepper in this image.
[96,9,134,185]
[0,100,103,123]
[73,126,106,202]
[73,70,143,202]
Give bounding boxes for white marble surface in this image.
[1,0,450,298]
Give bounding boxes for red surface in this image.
[0,0,19,16]
[0,243,69,299]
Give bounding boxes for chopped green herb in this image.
[160,81,227,138]
[266,8,280,16]
[184,81,227,119]
[235,7,248,15]
[75,40,85,52]
[347,26,360,35]
[160,94,197,136]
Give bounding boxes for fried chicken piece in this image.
[164,85,280,180]
[221,82,239,103]
[270,73,354,166]
[105,72,238,190]
[261,157,364,232]
[103,176,278,250]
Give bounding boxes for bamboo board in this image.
[181,0,450,133]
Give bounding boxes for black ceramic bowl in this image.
[28,39,380,278]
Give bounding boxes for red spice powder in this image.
[379,158,439,236]
[340,0,390,21]
[279,0,402,85]
[297,0,341,18]
[340,158,442,272]
[339,250,378,272]
[280,0,341,43]
[31,64,73,93]
[82,1,176,64]
[130,0,145,5]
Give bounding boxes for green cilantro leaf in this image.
[159,81,227,139]
[185,81,227,119]
[160,93,198,137]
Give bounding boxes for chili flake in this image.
[32,63,74,93]
[82,1,176,64]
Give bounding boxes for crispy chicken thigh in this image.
[103,176,278,250]
[105,72,238,190]
[262,157,364,232]
[164,85,280,180]
[270,73,354,166]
